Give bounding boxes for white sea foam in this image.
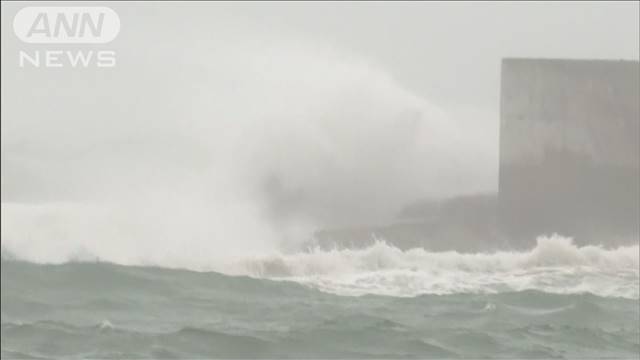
[98,319,115,331]
[235,235,640,299]
[2,222,637,298]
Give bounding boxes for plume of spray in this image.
[1,33,498,270]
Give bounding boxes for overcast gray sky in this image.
[179,1,639,107]
[3,2,639,109]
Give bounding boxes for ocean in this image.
[1,236,638,359]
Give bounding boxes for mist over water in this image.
[1,35,498,269]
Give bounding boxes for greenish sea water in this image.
[2,259,638,359]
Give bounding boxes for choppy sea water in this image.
[1,237,639,359]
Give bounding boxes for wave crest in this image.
[235,235,639,298]
[238,235,639,276]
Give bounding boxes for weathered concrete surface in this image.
[499,58,640,244]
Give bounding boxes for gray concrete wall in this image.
[499,58,640,244]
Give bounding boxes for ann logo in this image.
[27,11,105,39]
[13,7,119,44]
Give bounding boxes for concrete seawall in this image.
[499,58,640,244]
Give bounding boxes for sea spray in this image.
[1,38,497,269]
[235,235,640,298]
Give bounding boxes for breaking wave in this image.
[235,235,639,299]
[3,229,637,299]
